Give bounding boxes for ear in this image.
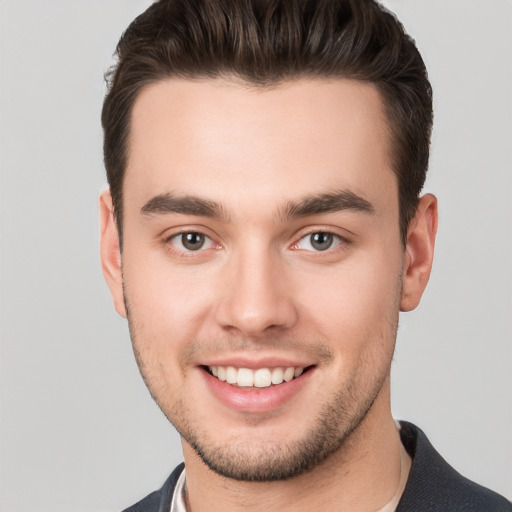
[400,194,438,312]
[99,189,127,318]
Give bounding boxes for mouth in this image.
[201,362,316,413]
[204,365,310,388]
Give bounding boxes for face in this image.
[101,78,436,481]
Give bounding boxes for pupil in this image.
[182,233,204,250]
[311,232,333,251]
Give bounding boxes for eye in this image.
[294,231,342,252]
[168,232,215,252]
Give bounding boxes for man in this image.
[99,0,512,511]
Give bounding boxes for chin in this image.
[174,383,381,482]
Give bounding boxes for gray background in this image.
[0,1,510,510]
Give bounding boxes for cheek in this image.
[121,249,219,380]
[295,251,402,351]
[123,242,213,319]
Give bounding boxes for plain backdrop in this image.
[0,1,511,511]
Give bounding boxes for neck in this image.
[182,386,409,512]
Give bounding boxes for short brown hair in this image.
[102,0,433,244]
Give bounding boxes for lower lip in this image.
[201,368,314,413]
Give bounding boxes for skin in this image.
[100,78,437,512]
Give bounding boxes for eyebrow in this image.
[280,190,375,220]
[140,189,374,222]
[141,193,229,221]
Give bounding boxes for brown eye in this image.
[168,231,215,253]
[310,232,334,251]
[181,232,205,251]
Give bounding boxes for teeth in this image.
[225,366,237,384]
[283,367,295,382]
[271,367,284,384]
[208,365,305,388]
[254,368,272,388]
[217,366,226,381]
[237,368,254,387]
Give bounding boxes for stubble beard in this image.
[124,287,400,482]
[129,333,396,483]
[177,369,389,482]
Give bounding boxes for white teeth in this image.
[271,367,284,384]
[208,365,306,388]
[254,368,272,388]
[225,366,237,384]
[283,367,295,382]
[237,368,254,387]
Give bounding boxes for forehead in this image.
[125,77,396,218]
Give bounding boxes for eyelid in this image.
[290,228,351,252]
[160,226,351,255]
[163,227,222,255]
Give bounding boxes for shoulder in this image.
[397,422,512,512]
[122,463,185,512]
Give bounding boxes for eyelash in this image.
[164,230,219,255]
[163,229,351,256]
[290,230,350,253]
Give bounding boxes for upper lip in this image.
[200,356,314,369]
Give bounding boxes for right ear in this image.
[99,190,127,318]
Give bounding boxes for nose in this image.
[215,247,298,338]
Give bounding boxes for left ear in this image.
[400,193,438,312]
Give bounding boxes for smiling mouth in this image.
[205,365,311,388]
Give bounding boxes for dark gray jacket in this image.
[123,422,512,512]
